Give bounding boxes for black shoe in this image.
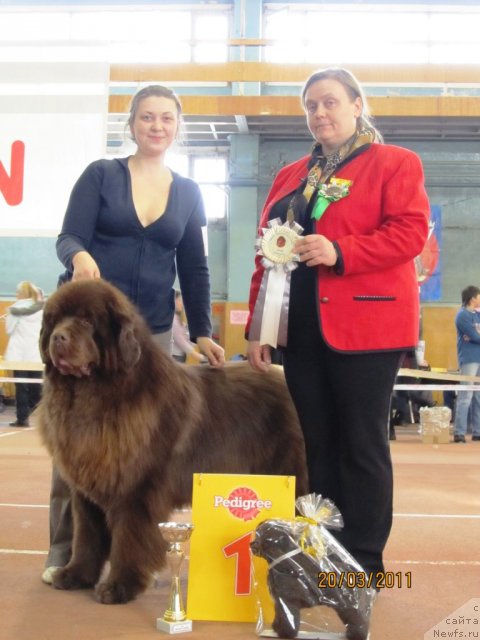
[9,420,29,427]
[472,435,480,441]
[454,434,466,443]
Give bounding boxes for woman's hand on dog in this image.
[247,341,271,373]
[72,251,101,280]
[197,337,225,368]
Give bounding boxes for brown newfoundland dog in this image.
[36,279,307,604]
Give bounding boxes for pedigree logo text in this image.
[214,486,272,522]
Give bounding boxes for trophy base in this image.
[156,618,193,634]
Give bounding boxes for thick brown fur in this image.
[37,279,308,605]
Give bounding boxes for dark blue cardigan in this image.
[57,157,212,338]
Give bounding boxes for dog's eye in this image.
[78,319,93,329]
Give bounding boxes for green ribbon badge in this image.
[312,178,353,221]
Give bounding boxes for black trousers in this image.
[283,337,402,576]
[13,370,42,423]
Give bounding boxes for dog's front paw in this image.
[41,566,61,585]
[95,580,139,604]
[52,566,96,590]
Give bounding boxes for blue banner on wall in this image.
[419,204,441,302]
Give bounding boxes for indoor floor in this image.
[1,406,479,640]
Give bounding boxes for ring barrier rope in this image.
[1,365,480,389]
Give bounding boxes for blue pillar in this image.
[231,0,262,95]
[228,0,263,303]
[228,134,260,301]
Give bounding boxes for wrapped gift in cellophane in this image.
[250,494,376,639]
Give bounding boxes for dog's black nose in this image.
[52,331,69,345]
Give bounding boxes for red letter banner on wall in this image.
[0,140,25,206]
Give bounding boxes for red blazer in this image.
[247,143,430,352]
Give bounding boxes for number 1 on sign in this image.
[223,532,253,595]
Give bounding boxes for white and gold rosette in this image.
[249,218,303,348]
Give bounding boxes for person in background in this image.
[4,281,44,427]
[172,291,206,363]
[42,84,224,585]
[389,349,435,440]
[246,67,429,587]
[453,285,480,443]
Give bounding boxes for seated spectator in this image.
[389,349,435,440]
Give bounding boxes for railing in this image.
[396,367,480,392]
[0,361,44,385]
[1,363,480,389]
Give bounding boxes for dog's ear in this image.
[118,322,141,370]
[102,292,142,372]
[39,313,53,364]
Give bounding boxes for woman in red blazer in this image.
[246,68,430,587]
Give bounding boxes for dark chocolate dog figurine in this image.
[251,519,373,640]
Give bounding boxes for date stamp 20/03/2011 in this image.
[318,571,412,590]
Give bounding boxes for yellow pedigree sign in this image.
[187,473,296,623]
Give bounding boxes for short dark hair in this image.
[461,285,480,306]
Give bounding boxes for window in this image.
[163,153,227,220]
[0,12,69,41]
[194,14,228,63]
[0,7,231,63]
[166,151,189,178]
[193,157,227,220]
[264,5,480,65]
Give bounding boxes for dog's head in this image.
[251,520,298,562]
[40,280,144,378]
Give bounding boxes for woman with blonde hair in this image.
[4,281,44,427]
